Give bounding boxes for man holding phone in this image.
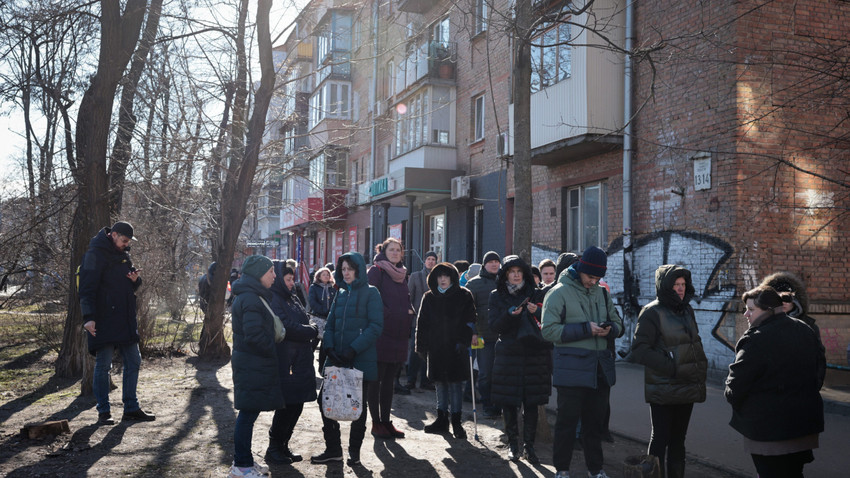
[79,221,155,425]
[541,246,623,478]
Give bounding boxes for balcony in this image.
[280,188,347,229]
[397,0,437,13]
[394,42,456,96]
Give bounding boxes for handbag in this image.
[258,297,286,343]
[516,309,545,347]
[321,365,364,421]
[308,314,327,338]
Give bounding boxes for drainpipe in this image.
[369,0,380,257]
[622,0,636,345]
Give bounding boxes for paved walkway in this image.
[549,362,850,476]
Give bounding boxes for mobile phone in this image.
[600,321,613,329]
[519,297,530,307]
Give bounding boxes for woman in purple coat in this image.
[367,237,414,440]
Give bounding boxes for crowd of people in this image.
[177,233,827,478]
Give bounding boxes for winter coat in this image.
[323,252,384,381]
[78,227,142,355]
[270,261,318,405]
[408,267,430,313]
[466,268,499,342]
[630,265,708,405]
[488,256,552,407]
[415,263,476,382]
[308,281,336,318]
[725,312,824,442]
[541,263,623,389]
[230,273,285,411]
[367,252,413,363]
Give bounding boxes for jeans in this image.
[553,385,608,474]
[435,381,464,414]
[234,409,261,467]
[406,335,427,386]
[648,402,694,475]
[475,340,496,407]
[93,342,141,414]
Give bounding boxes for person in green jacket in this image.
[541,246,622,478]
[629,265,708,478]
[229,255,285,478]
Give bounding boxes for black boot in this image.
[451,413,467,439]
[347,417,366,466]
[503,406,520,461]
[264,440,292,464]
[522,407,539,465]
[311,425,343,463]
[424,410,450,434]
[667,460,686,478]
[281,441,302,463]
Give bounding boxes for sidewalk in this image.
[561,362,850,477]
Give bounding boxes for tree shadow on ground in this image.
[0,373,81,427]
[373,437,438,477]
[3,420,130,476]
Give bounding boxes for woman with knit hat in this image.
[725,285,825,478]
[229,255,284,478]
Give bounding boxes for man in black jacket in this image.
[465,251,501,418]
[80,221,155,425]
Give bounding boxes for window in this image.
[475,0,487,35]
[309,149,348,191]
[428,213,445,262]
[432,17,450,43]
[530,21,571,93]
[563,182,608,252]
[393,86,453,157]
[385,60,395,98]
[472,94,485,141]
[309,81,351,128]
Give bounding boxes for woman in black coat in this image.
[725,285,824,478]
[488,255,551,464]
[416,262,476,439]
[264,262,319,465]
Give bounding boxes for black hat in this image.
[556,252,579,277]
[575,246,607,277]
[424,251,438,261]
[482,251,501,265]
[110,221,137,241]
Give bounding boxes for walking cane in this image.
[469,337,485,441]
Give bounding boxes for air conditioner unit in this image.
[344,192,357,207]
[497,131,510,157]
[451,176,470,200]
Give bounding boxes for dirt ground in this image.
[0,352,740,477]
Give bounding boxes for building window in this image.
[386,60,395,98]
[472,94,485,142]
[530,20,571,93]
[473,205,484,263]
[432,16,450,43]
[309,149,348,191]
[427,213,445,262]
[309,81,351,128]
[393,86,454,157]
[563,182,607,252]
[475,0,487,35]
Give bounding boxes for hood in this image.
[269,260,295,300]
[334,252,368,291]
[207,261,218,277]
[496,255,536,296]
[466,263,481,279]
[760,271,808,315]
[427,262,460,294]
[89,227,121,254]
[655,264,695,311]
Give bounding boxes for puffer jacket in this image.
[466,268,499,342]
[541,263,623,389]
[78,227,142,355]
[367,252,413,363]
[725,312,824,442]
[308,281,336,318]
[488,256,551,406]
[415,263,475,382]
[270,261,318,405]
[323,252,384,381]
[630,265,708,404]
[230,273,285,411]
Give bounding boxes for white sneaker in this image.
[556,471,570,478]
[587,471,610,478]
[228,465,264,478]
[251,463,269,475]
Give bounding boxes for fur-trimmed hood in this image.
[760,271,808,316]
[426,262,460,295]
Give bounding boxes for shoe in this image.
[450,413,466,440]
[228,465,265,478]
[310,449,343,464]
[507,443,520,462]
[122,409,156,421]
[384,421,405,438]
[394,382,411,395]
[602,430,614,443]
[587,471,610,478]
[346,451,361,466]
[370,422,393,439]
[264,441,292,464]
[423,410,450,434]
[97,412,115,425]
[251,463,269,475]
[281,442,302,463]
[555,472,570,478]
[523,445,539,465]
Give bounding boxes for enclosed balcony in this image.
[397,0,438,14]
[394,41,456,96]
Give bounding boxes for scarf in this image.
[507,280,525,296]
[438,284,451,294]
[376,260,407,284]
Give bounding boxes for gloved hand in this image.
[340,348,356,367]
[325,349,344,367]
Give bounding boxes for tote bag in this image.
[321,365,364,421]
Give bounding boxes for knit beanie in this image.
[241,255,274,281]
[556,252,579,277]
[482,250,501,265]
[575,246,607,277]
[424,251,438,261]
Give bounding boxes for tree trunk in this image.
[55,0,148,391]
[512,0,533,264]
[199,0,275,360]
